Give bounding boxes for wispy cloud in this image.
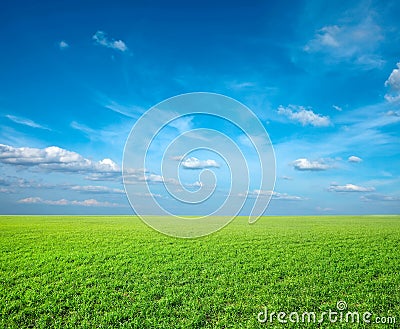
[68,185,125,194]
[332,105,342,112]
[104,100,140,118]
[292,158,332,171]
[5,114,51,130]
[70,121,128,143]
[18,197,125,207]
[240,189,306,201]
[328,183,375,192]
[316,206,334,212]
[170,155,184,161]
[386,110,400,117]
[303,15,384,69]
[181,157,219,170]
[169,116,194,133]
[361,194,400,202]
[277,105,331,127]
[133,192,163,198]
[92,31,128,52]
[94,92,143,119]
[227,81,256,90]
[0,176,54,189]
[70,121,96,138]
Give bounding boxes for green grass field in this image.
[0,215,399,328]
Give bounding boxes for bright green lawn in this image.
[0,215,399,328]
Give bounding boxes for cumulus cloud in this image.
[328,183,375,192]
[92,31,128,52]
[17,197,124,207]
[181,157,220,169]
[303,16,384,69]
[361,194,400,202]
[348,155,362,163]
[277,105,331,127]
[5,115,51,130]
[385,62,400,102]
[240,189,305,201]
[58,40,69,50]
[141,174,180,185]
[292,158,331,171]
[0,144,120,180]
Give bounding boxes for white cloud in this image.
[140,174,179,185]
[240,189,305,201]
[181,157,220,169]
[277,105,331,127]
[123,171,179,186]
[169,116,193,133]
[68,185,125,194]
[272,192,305,201]
[17,197,124,207]
[348,155,362,163]
[6,115,51,130]
[316,206,333,212]
[304,16,384,69]
[0,144,120,180]
[133,192,162,198]
[170,155,184,161]
[95,93,143,119]
[70,121,96,138]
[386,110,400,117]
[361,194,400,202]
[11,177,53,189]
[70,119,134,151]
[332,105,342,112]
[292,158,331,171]
[384,62,400,102]
[228,81,256,90]
[58,40,69,49]
[92,31,128,52]
[103,100,140,118]
[328,183,375,192]
[142,174,164,183]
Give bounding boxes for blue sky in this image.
[0,0,399,215]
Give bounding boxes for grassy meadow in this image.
[0,215,399,328]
